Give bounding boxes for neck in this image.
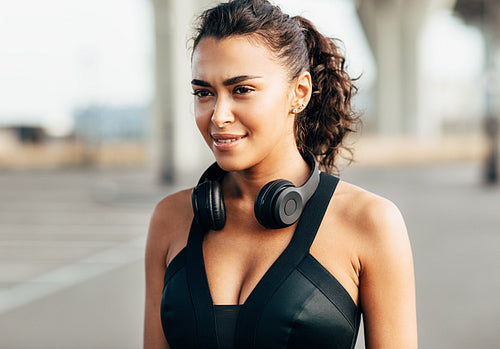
[224,148,312,202]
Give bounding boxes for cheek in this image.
[194,102,211,126]
[194,106,212,140]
[250,92,292,127]
[262,84,292,113]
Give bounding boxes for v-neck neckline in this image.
[201,221,307,307]
[185,172,338,349]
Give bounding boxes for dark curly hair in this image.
[192,0,360,173]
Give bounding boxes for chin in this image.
[213,152,252,173]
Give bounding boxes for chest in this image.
[202,225,295,305]
[201,213,360,306]
[161,224,361,349]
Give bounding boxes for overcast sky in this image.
[0,0,153,135]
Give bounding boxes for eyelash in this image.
[233,86,253,95]
[192,86,254,98]
[192,89,213,98]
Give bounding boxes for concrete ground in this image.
[0,161,499,349]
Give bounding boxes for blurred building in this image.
[0,125,46,144]
[73,105,150,143]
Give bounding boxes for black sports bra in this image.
[161,172,361,348]
[214,305,239,349]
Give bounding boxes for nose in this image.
[211,97,234,128]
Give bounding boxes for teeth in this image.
[217,138,239,143]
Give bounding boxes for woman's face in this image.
[191,35,297,172]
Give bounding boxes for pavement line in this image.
[0,236,146,315]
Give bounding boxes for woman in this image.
[144,0,417,348]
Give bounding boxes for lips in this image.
[215,136,243,143]
[211,133,247,150]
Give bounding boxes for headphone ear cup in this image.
[192,180,226,231]
[254,179,293,229]
[192,182,210,231]
[192,185,201,225]
[209,180,226,230]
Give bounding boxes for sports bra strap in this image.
[235,172,338,348]
[186,220,219,348]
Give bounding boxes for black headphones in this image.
[191,149,320,231]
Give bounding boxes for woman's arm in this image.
[359,197,417,348]
[144,198,170,349]
[143,190,192,349]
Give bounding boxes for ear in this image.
[291,71,312,110]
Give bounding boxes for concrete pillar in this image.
[357,0,433,136]
[480,1,500,183]
[150,0,215,184]
[454,0,500,183]
[484,1,500,119]
[357,0,403,135]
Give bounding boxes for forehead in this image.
[191,36,284,79]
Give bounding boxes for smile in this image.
[216,138,242,143]
[211,134,247,150]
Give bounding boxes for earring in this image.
[299,103,306,110]
[292,108,298,114]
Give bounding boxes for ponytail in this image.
[294,16,360,173]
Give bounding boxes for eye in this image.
[192,89,213,98]
[233,86,253,95]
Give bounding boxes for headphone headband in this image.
[292,149,319,204]
[197,161,227,184]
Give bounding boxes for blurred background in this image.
[0,0,498,348]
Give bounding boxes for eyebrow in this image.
[191,75,262,87]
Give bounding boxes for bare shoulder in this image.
[334,180,417,347]
[143,189,193,349]
[150,188,194,234]
[146,188,194,267]
[333,179,410,259]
